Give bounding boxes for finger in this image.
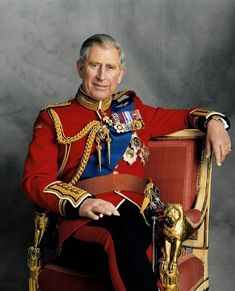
[205,137,212,159]
[87,210,100,220]
[113,208,120,216]
[221,146,229,163]
[95,201,120,215]
[213,145,222,167]
[218,142,232,165]
[221,145,232,162]
[227,144,232,154]
[96,205,120,216]
[103,204,120,216]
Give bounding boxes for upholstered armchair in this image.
[28,129,212,291]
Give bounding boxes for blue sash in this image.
[80,96,134,179]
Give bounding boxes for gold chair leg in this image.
[28,246,41,291]
[160,263,179,291]
[28,210,48,291]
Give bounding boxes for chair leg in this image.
[28,246,41,291]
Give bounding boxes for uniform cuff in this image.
[62,196,95,218]
[43,181,94,216]
[188,108,230,131]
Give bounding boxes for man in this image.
[22,34,231,291]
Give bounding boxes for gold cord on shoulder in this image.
[70,123,101,184]
[47,108,103,182]
[47,108,101,144]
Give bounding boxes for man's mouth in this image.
[93,83,109,89]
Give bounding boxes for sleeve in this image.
[22,110,93,217]
[139,100,230,138]
[148,107,192,138]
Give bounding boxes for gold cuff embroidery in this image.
[44,181,92,208]
[189,108,225,119]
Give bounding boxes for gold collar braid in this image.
[76,87,112,111]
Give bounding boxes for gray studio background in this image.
[0,0,234,290]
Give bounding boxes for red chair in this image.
[28,129,211,291]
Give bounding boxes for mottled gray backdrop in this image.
[0,0,234,290]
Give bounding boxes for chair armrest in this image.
[185,209,202,227]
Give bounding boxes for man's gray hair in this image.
[79,34,126,69]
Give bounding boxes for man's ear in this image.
[76,60,83,78]
[118,68,126,84]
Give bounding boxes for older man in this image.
[22,34,231,291]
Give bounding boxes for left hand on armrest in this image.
[206,119,232,166]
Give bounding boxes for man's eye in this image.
[107,65,114,70]
[91,63,98,68]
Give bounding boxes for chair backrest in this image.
[145,129,205,210]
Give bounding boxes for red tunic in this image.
[22,91,193,246]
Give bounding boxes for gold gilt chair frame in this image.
[28,129,212,291]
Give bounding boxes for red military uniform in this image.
[23,88,226,291]
[22,89,197,244]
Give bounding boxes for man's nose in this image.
[97,67,106,81]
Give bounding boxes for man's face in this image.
[77,44,125,101]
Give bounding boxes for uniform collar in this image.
[76,87,112,112]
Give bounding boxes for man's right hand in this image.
[78,198,120,220]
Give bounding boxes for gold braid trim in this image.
[47,108,101,144]
[47,107,102,183]
[44,181,92,208]
[70,123,101,184]
[43,101,71,111]
[58,199,67,216]
[76,89,112,111]
[189,108,225,119]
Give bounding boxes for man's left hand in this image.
[206,119,232,166]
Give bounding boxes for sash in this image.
[80,95,134,179]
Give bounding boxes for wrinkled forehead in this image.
[87,42,120,56]
[85,43,122,66]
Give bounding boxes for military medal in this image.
[102,113,113,126]
[111,109,144,133]
[139,144,150,165]
[123,131,149,166]
[123,146,138,165]
[130,132,141,152]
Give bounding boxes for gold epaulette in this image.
[42,101,71,111]
[112,89,136,101]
